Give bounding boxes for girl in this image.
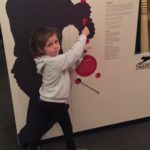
[29,26,90,150]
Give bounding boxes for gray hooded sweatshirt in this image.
[34,34,87,103]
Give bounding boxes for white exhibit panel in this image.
[71,0,150,132]
[1,0,150,141]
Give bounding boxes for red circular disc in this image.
[76,55,97,77]
[95,73,101,78]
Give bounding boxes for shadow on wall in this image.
[0,26,15,130]
[6,0,95,146]
[0,26,5,71]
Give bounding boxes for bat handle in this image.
[80,0,89,43]
[81,0,86,3]
[81,0,87,26]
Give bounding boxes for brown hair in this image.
[29,27,62,58]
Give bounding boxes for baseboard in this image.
[41,116,150,144]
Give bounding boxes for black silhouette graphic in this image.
[136,55,150,70]
[6,0,95,147]
[135,0,141,54]
[135,0,150,54]
[141,56,150,62]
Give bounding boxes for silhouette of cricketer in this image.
[135,0,141,54]
[6,0,95,147]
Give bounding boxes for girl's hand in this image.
[82,26,90,37]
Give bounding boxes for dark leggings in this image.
[30,101,76,150]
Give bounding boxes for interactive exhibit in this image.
[1,0,150,145]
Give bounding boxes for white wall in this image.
[1,0,150,141]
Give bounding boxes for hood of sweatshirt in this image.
[34,56,48,74]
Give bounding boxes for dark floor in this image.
[1,39,150,150]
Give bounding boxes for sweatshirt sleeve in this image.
[54,34,87,71]
[69,57,83,72]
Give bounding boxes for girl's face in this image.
[42,33,61,57]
